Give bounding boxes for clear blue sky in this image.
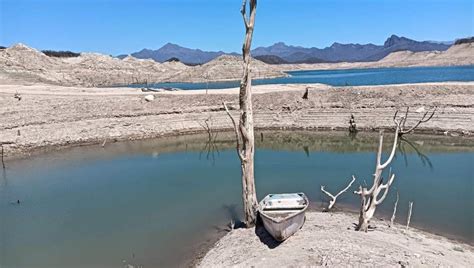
[1,0,472,55]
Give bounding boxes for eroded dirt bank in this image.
[1,82,473,158]
[198,212,474,267]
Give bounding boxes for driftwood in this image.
[321,176,356,211]
[222,0,258,227]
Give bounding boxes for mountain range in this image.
[118,35,453,65]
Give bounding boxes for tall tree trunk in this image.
[239,0,258,227]
[224,0,258,227]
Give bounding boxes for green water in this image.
[0,131,473,267]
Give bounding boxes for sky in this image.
[0,0,472,55]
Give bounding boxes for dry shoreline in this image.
[1,82,474,159]
[198,211,474,267]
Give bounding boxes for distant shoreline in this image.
[1,42,473,87]
[125,65,474,89]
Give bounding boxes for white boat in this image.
[258,193,309,241]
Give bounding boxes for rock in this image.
[144,95,155,102]
[415,107,425,113]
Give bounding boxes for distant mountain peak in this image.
[384,35,413,47]
[273,42,287,46]
[124,34,453,65]
[161,42,181,49]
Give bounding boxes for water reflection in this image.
[398,137,433,170]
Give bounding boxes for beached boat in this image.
[258,193,309,241]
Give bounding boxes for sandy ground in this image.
[199,211,474,267]
[1,82,473,158]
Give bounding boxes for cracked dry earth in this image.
[0,82,473,158]
[199,212,474,267]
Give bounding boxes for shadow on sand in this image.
[254,215,282,249]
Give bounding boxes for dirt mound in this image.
[169,54,286,82]
[379,43,474,65]
[199,212,474,267]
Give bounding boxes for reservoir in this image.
[134,65,474,90]
[1,131,473,267]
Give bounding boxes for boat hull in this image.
[258,193,308,241]
[259,210,306,241]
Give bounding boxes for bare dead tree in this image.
[321,176,356,211]
[353,105,435,231]
[354,124,400,232]
[394,107,436,137]
[221,0,258,228]
[389,191,399,227]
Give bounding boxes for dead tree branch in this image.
[223,102,245,162]
[393,107,437,136]
[321,176,356,211]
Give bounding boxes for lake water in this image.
[133,65,474,90]
[1,131,473,267]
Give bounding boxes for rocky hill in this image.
[0,44,190,86]
[118,43,239,65]
[0,44,285,86]
[274,42,474,71]
[252,35,451,63]
[378,42,474,66]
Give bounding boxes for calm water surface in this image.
[133,65,474,90]
[0,131,473,267]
